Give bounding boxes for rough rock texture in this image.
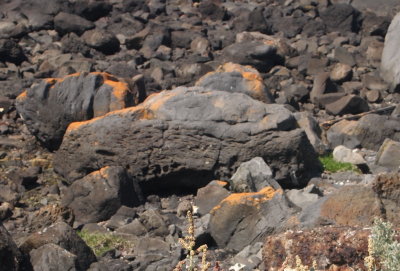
[61,166,139,225]
[194,180,230,216]
[54,87,321,189]
[30,243,79,271]
[376,138,400,170]
[381,12,400,91]
[327,114,400,150]
[372,173,400,205]
[263,226,370,271]
[16,72,137,150]
[196,63,274,103]
[320,185,383,227]
[0,222,28,271]
[230,157,280,192]
[210,186,295,252]
[219,41,278,72]
[20,222,96,270]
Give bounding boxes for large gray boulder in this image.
[381,12,400,92]
[54,87,321,189]
[16,72,138,150]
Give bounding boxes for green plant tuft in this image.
[77,230,134,257]
[318,154,359,173]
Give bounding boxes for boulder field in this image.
[2,0,400,270]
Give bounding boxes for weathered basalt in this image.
[54,87,321,189]
[16,72,138,150]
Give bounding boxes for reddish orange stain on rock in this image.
[211,186,281,213]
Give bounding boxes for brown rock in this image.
[320,185,383,227]
[263,226,370,271]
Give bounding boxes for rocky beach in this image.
[2,0,400,270]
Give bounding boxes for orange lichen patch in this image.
[218,62,259,75]
[44,78,59,85]
[105,79,130,111]
[211,186,282,213]
[16,90,27,101]
[98,166,111,179]
[214,180,229,187]
[146,91,179,112]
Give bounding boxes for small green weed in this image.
[77,230,134,257]
[318,154,358,173]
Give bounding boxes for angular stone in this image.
[320,185,382,227]
[219,41,277,72]
[325,94,369,115]
[20,222,96,270]
[294,112,327,154]
[196,63,274,103]
[61,166,139,225]
[30,243,79,271]
[16,72,137,150]
[54,12,95,36]
[320,4,361,33]
[82,29,120,55]
[54,87,321,188]
[330,63,352,82]
[210,186,294,252]
[194,181,230,216]
[230,157,280,193]
[376,138,400,170]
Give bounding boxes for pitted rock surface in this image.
[54,87,321,189]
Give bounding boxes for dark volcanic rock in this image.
[30,243,79,271]
[82,29,120,55]
[54,87,321,189]
[0,39,26,65]
[320,4,361,34]
[54,12,95,36]
[16,72,137,150]
[61,166,140,225]
[219,41,278,72]
[210,186,294,252]
[20,222,96,270]
[0,222,28,271]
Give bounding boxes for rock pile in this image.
[1,0,400,270]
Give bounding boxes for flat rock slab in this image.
[54,87,321,190]
[16,72,136,150]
